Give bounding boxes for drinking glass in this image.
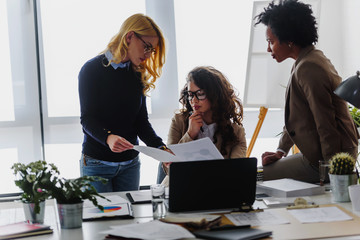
[319,160,330,186]
[151,184,167,219]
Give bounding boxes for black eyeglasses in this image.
[186,90,206,101]
[134,32,156,55]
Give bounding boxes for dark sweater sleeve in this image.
[78,59,109,146]
[135,95,165,148]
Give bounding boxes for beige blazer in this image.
[279,46,359,166]
[167,113,247,158]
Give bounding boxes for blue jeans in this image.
[157,162,166,184]
[80,154,140,193]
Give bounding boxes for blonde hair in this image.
[103,13,166,94]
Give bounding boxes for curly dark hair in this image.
[179,66,244,156]
[255,0,318,47]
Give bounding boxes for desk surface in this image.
[1,190,360,240]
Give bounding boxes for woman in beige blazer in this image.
[157,66,247,184]
[255,0,358,183]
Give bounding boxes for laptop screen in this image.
[168,158,258,212]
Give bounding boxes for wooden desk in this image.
[256,204,360,240]
[0,191,360,240]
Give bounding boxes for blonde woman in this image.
[79,14,167,192]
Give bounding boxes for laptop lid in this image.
[168,158,257,212]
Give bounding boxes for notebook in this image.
[193,227,272,240]
[168,158,258,212]
[0,222,53,240]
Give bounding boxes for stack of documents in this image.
[102,220,194,240]
[257,178,325,197]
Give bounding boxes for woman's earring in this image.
[288,43,292,48]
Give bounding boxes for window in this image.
[0,0,14,121]
[0,0,42,193]
[38,0,146,179]
[174,0,254,99]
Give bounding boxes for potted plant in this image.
[43,174,108,229]
[349,106,360,128]
[11,160,59,223]
[328,152,358,202]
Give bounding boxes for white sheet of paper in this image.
[168,137,223,161]
[226,211,290,226]
[133,137,223,162]
[83,202,131,219]
[83,195,132,220]
[133,145,180,162]
[83,195,129,208]
[288,206,353,223]
[127,190,152,203]
[102,220,195,240]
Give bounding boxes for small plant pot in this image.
[23,201,45,224]
[57,202,83,229]
[329,173,358,202]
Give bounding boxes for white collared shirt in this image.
[105,50,130,70]
[198,122,217,142]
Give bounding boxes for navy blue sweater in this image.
[78,54,164,162]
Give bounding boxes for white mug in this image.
[348,184,360,211]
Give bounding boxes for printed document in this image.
[83,195,133,220]
[133,137,223,162]
[226,211,290,226]
[168,137,223,161]
[288,206,353,223]
[102,220,194,240]
[133,145,180,162]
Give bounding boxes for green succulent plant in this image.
[329,152,356,175]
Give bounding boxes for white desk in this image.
[0,190,359,240]
[0,191,152,240]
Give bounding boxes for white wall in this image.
[318,0,360,79]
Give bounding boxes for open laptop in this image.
[168,158,258,212]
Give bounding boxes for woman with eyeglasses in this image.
[157,66,247,185]
[78,13,168,193]
[256,0,358,183]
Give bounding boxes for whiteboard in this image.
[244,0,321,108]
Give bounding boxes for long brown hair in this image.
[179,66,244,155]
